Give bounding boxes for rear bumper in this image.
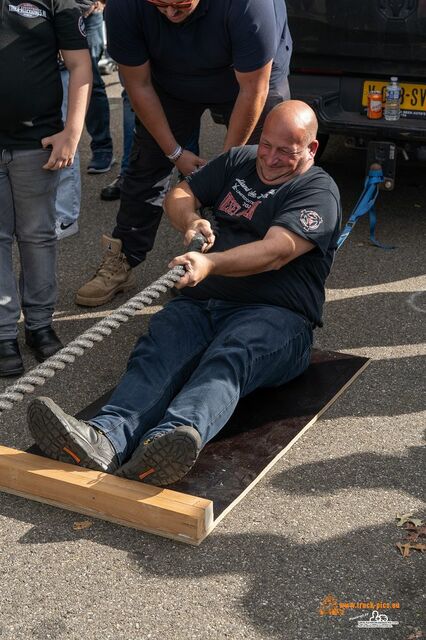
[289,74,426,143]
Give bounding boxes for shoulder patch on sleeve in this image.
[78,15,87,37]
[300,209,323,231]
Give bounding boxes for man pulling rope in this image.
[27,101,341,486]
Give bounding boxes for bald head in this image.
[256,101,319,185]
[264,100,318,146]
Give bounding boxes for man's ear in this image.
[308,139,319,157]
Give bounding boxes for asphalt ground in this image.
[0,74,424,640]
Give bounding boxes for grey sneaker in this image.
[116,426,202,486]
[75,234,136,307]
[27,397,119,473]
[56,220,79,240]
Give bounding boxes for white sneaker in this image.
[56,220,79,240]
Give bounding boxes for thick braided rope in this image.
[0,265,185,414]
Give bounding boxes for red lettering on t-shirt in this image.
[241,200,261,220]
[218,192,242,216]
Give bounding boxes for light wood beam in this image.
[0,445,214,545]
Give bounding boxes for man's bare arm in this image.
[223,62,272,151]
[169,226,315,288]
[119,62,206,176]
[164,181,215,252]
[42,48,92,170]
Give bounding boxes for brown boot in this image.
[75,235,136,307]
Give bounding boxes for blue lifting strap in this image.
[336,168,395,251]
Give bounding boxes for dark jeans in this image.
[113,80,290,267]
[91,296,312,463]
[120,89,134,175]
[84,12,113,156]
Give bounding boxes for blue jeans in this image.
[56,69,81,225]
[0,148,59,339]
[91,297,313,463]
[84,12,113,156]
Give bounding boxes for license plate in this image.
[362,80,426,118]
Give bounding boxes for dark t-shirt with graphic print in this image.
[0,0,88,149]
[184,146,341,327]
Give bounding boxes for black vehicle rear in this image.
[286,0,426,181]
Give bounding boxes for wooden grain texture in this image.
[0,446,213,545]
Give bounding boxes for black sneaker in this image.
[116,426,202,486]
[100,175,124,201]
[0,339,24,377]
[25,326,63,362]
[27,397,119,473]
[87,153,116,174]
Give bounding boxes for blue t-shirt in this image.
[105,0,292,103]
[184,147,341,327]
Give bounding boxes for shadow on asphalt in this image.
[272,437,425,503]
[0,493,423,639]
[323,293,422,348]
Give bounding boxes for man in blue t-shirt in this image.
[28,101,341,488]
[76,0,293,307]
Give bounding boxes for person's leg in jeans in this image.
[117,301,313,484]
[10,149,60,333]
[84,11,113,172]
[27,297,213,467]
[0,150,21,341]
[100,85,135,201]
[0,148,63,367]
[26,299,312,481]
[90,297,213,463]
[149,302,312,445]
[55,68,81,238]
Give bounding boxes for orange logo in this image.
[319,595,345,617]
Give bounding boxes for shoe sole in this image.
[116,427,202,486]
[87,167,114,174]
[57,227,79,240]
[75,277,137,307]
[27,397,105,471]
[87,159,116,174]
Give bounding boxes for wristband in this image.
[166,145,184,162]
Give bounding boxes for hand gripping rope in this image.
[0,231,209,415]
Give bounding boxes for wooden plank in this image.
[0,445,214,545]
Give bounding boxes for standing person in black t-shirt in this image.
[0,0,92,377]
[28,101,341,488]
[75,0,293,308]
